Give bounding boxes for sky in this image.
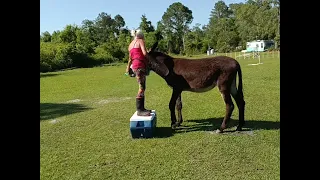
[40,0,246,34]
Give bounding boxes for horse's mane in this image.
[151,51,173,59]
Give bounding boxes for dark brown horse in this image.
[146,42,245,133]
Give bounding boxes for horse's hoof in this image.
[236,126,242,131]
[171,124,178,130]
[216,129,223,133]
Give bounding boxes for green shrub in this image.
[52,44,73,70]
[40,42,103,72]
[92,46,118,64]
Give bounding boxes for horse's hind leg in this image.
[230,78,245,131]
[176,94,183,126]
[217,84,234,133]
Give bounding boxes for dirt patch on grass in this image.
[97,97,132,104]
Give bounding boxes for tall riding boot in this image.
[141,96,151,113]
[136,98,151,116]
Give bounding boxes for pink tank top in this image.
[129,40,146,69]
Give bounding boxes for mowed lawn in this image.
[40,53,280,180]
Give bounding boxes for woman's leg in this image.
[135,69,146,98]
[134,69,151,116]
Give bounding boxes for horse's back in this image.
[169,56,236,90]
[173,56,238,74]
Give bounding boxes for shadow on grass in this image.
[40,103,92,121]
[153,127,174,138]
[40,73,59,78]
[174,117,280,134]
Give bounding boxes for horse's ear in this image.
[150,42,158,52]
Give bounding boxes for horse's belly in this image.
[185,83,217,93]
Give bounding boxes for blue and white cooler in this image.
[130,110,157,138]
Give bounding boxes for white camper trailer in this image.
[244,40,274,52]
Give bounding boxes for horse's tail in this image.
[237,64,244,98]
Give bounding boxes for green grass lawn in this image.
[40,53,280,180]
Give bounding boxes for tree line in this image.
[40,0,279,72]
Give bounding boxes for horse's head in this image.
[146,42,170,78]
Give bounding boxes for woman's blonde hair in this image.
[131,29,144,39]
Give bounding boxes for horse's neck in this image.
[154,70,168,79]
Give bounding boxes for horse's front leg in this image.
[176,94,183,126]
[169,89,182,129]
